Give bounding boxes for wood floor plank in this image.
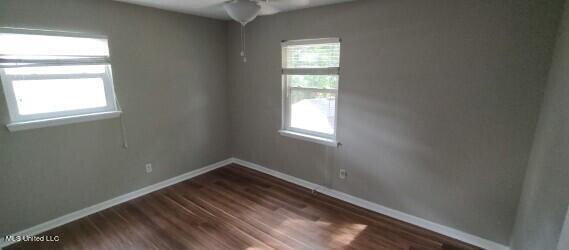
[162,187,291,250]
[174,181,314,249]
[217,167,444,249]
[6,164,482,250]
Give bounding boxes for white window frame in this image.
[280,38,341,147]
[1,65,117,121]
[0,28,120,132]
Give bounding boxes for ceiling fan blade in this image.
[265,0,310,9]
[257,0,310,15]
[258,1,281,15]
[197,1,229,19]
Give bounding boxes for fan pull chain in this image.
[240,24,247,63]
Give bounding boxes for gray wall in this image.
[228,0,563,244]
[0,0,230,237]
[511,1,569,249]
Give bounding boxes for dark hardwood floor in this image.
[7,164,481,250]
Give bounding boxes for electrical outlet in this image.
[145,163,152,173]
[339,169,347,179]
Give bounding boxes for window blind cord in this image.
[311,146,332,195]
[114,95,129,149]
[240,24,247,63]
[325,146,332,188]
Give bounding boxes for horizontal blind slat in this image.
[290,87,338,93]
[0,58,110,68]
[282,68,339,75]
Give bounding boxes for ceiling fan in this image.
[220,0,309,62]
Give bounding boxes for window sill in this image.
[278,130,338,147]
[6,111,122,132]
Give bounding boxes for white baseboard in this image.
[1,157,509,250]
[0,158,232,249]
[230,157,509,250]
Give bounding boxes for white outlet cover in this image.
[339,169,347,179]
[145,163,152,173]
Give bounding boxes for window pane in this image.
[288,75,338,89]
[4,65,106,75]
[284,43,340,68]
[290,89,336,135]
[0,33,109,57]
[13,78,107,115]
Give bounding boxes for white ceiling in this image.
[114,0,353,20]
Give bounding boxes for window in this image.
[0,30,120,131]
[280,38,341,146]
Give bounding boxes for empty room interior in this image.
[1,0,569,249]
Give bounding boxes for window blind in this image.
[0,30,110,68]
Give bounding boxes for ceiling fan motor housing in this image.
[224,0,261,26]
